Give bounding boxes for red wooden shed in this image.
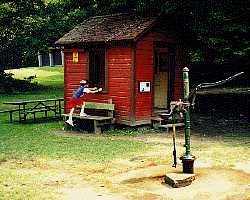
[55,13,188,126]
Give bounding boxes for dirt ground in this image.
[59,145,250,200]
[59,115,250,200]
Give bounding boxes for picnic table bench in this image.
[63,101,115,134]
[0,109,23,123]
[1,98,64,122]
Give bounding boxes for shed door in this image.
[154,48,169,108]
[154,48,173,109]
[154,72,168,108]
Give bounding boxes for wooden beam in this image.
[85,102,114,110]
[130,44,136,125]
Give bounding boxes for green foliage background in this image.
[0,0,249,69]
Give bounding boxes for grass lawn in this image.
[5,66,64,88]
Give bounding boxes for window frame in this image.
[87,48,108,93]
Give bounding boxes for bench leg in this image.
[9,111,13,123]
[109,124,115,131]
[93,120,101,134]
[22,114,27,122]
[152,120,161,129]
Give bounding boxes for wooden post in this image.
[38,51,42,67]
[49,51,54,67]
[61,49,64,66]
[107,99,113,118]
[93,120,101,134]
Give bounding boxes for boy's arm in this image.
[85,87,102,94]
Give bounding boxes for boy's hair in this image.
[80,80,89,86]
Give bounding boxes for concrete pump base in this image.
[165,173,196,188]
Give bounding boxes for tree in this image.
[0,0,89,70]
[94,0,250,65]
[162,0,250,65]
[0,0,46,69]
[0,0,249,69]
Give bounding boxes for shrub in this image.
[0,71,40,94]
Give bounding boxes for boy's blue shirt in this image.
[72,86,85,99]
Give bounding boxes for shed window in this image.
[89,49,106,90]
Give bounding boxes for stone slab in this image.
[165,173,196,188]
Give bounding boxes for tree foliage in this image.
[162,0,250,65]
[0,0,249,69]
[0,0,88,69]
[0,0,45,68]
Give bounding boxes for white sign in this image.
[139,81,151,92]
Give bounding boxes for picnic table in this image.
[2,98,64,122]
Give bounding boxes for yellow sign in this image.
[73,51,78,63]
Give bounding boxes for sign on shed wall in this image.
[73,51,78,63]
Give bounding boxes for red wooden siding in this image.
[64,47,132,124]
[135,29,185,122]
[64,49,88,113]
[135,43,154,122]
[108,51,132,122]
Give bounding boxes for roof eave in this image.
[54,39,136,48]
[133,19,159,42]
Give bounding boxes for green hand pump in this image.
[180,67,244,174]
[180,67,195,173]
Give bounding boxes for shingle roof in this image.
[55,13,157,45]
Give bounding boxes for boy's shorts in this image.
[68,97,84,109]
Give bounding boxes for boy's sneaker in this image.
[80,113,88,117]
[66,119,74,126]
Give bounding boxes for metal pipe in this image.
[181,67,195,173]
[183,67,191,157]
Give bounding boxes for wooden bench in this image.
[0,109,21,123]
[63,101,115,134]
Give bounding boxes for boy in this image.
[66,80,102,126]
